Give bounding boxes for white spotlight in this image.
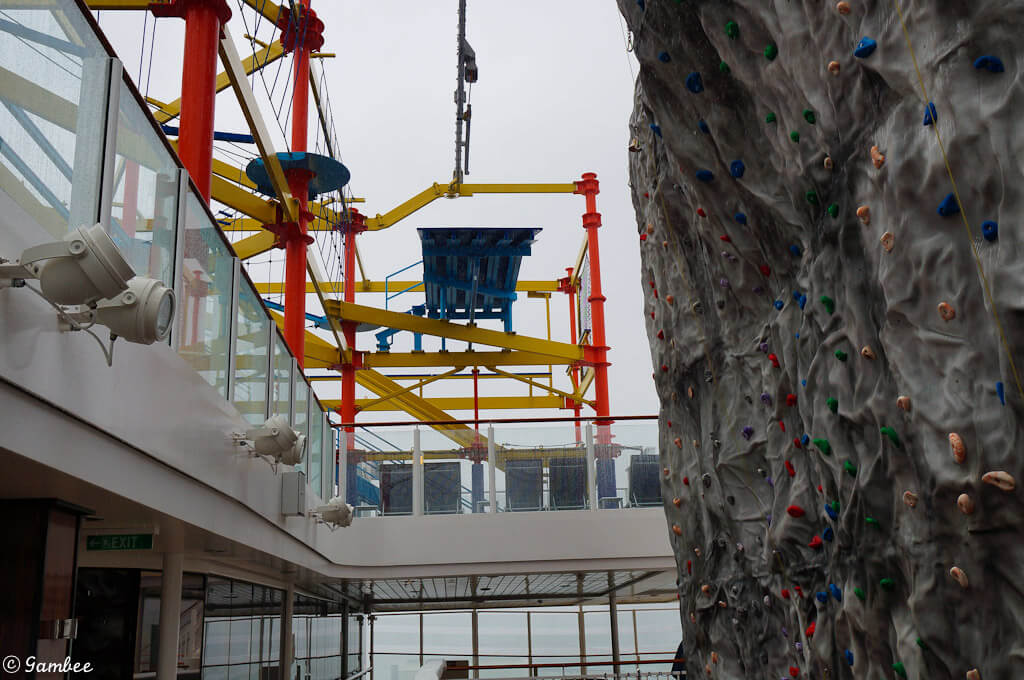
[95,277,176,344]
[18,224,134,305]
[245,415,306,465]
[315,497,354,528]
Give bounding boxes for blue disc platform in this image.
[244,152,350,200]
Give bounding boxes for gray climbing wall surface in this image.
[617,1,1024,678]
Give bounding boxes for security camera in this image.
[243,415,306,465]
[314,497,354,528]
[14,224,134,306]
[95,277,176,344]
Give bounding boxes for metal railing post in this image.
[225,258,240,402]
[487,424,496,512]
[586,423,597,510]
[413,427,424,516]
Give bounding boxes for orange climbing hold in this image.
[701,584,711,594]
[666,294,675,304]
[828,60,841,75]
[881,231,895,252]
[903,490,919,508]
[673,497,682,507]
[870,145,886,168]
[824,156,834,170]
[957,493,975,514]
[950,566,969,588]
[674,437,682,448]
[836,1,851,14]
[711,652,719,664]
[938,301,956,321]
[949,432,966,464]
[856,205,871,225]
[861,346,876,359]
[982,470,1016,491]
[897,396,911,411]
[672,524,683,536]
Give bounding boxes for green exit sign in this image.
[85,533,153,551]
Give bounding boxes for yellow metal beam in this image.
[253,280,560,295]
[364,181,578,231]
[356,367,461,412]
[219,28,297,223]
[575,367,595,400]
[325,396,565,412]
[361,351,575,368]
[234,231,279,261]
[490,367,592,406]
[265,310,341,369]
[152,42,286,124]
[324,301,584,362]
[211,175,276,224]
[307,371,551,381]
[571,234,589,287]
[85,0,149,8]
[240,0,283,24]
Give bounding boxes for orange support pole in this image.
[341,209,365,458]
[575,173,610,423]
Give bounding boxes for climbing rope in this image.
[891,0,1024,404]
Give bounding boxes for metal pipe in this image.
[487,425,497,513]
[412,428,423,516]
[608,574,620,667]
[577,173,610,425]
[156,552,183,680]
[178,1,222,202]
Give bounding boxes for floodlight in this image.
[245,415,306,465]
[315,497,354,528]
[18,224,134,305]
[95,277,176,345]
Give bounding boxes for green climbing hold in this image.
[725,20,739,39]
[826,397,838,413]
[865,516,880,527]
[764,43,778,61]
[766,112,777,124]
[880,426,902,448]
[813,438,832,456]
[844,459,857,476]
[880,577,895,591]
[805,191,819,205]
[827,202,839,218]
[832,500,840,514]
[790,131,800,143]
[892,661,907,678]
[853,587,866,601]
[803,109,816,124]
[719,61,731,74]
[820,295,835,314]
[835,350,848,362]
[916,637,928,650]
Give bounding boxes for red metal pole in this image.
[176,1,225,203]
[472,367,480,437]
[575,173,610,426]
[342,214,358,456]
[566,267,582,443]
[283,0,313,368]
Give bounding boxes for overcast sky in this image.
[96,1,655,421]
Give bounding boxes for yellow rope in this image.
[891,0,1024,403]
[656,189,718,386]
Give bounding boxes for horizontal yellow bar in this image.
[322,396,565,412]
[252,280,560,294]
[325,301,583,361]
[362,351,575,368]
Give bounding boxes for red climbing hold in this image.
[661,364,669,372]
[768,353,781,368]
[786,505,805,518]
[650,311,655,319]
[687,559,692,574]
[817,484,823,493]
[759,264,771,277]
[720,234,732,242]
[653,289,658,298]
[786,393,797,406]
[640,234,647,242]
[793,437,802,449]
[781,588,790,599]
[667,420,672,427]
[683,476,690,486]
[793,585,804,598]
[808,535,823,549]
[779,421,786,432]
[805,621,815,638]
[789,666,799,678]
[785,460,796,477]
[644,192,650,198]
[696,208,707,217]
[657,329,665,340]
[649,280,655,288]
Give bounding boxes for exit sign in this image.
[85,534,153,551]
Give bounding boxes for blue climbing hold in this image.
[790,244,802,257]
[974,55,1005,73]
[798,294,807,310]
[792,291,802,301]
[854,37,877,58]
[636,0,644,9]
[997,381,1006,405]
[845,650,854,666]
[795,332,800,339]
[696,169,714,183]
[801,434,810,446]
[938,193,960,217]
[658,51,671,63]
[734,212,747,225]
[774,300,784,310]
[825,503,838,521]
[923,101,938,126]
[816,591,828,604]
[830,583,842,602]
[730,160,746,178]
[649,123,662,138]
[686,72,704,94]
[698,119,710,134]
[823,526,835,542]
[982,220,998,241]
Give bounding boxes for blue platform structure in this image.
[417,227,541,334]
[244,151,350,200]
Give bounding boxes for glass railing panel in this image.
[108,74,178,285]
[176,192,233,398]
[0,3,108,239]
[599,421,660,509]
[271,333,291,419]
[308,402,323,497]
[529,611,580,677]
[491,423,586,513]
[233,280,270,425]
[293,376,309,472]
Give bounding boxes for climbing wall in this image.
[618,1,1024,678]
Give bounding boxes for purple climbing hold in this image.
[742,426,754,440]
[761,392,772,405]
[720,278,730,288]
